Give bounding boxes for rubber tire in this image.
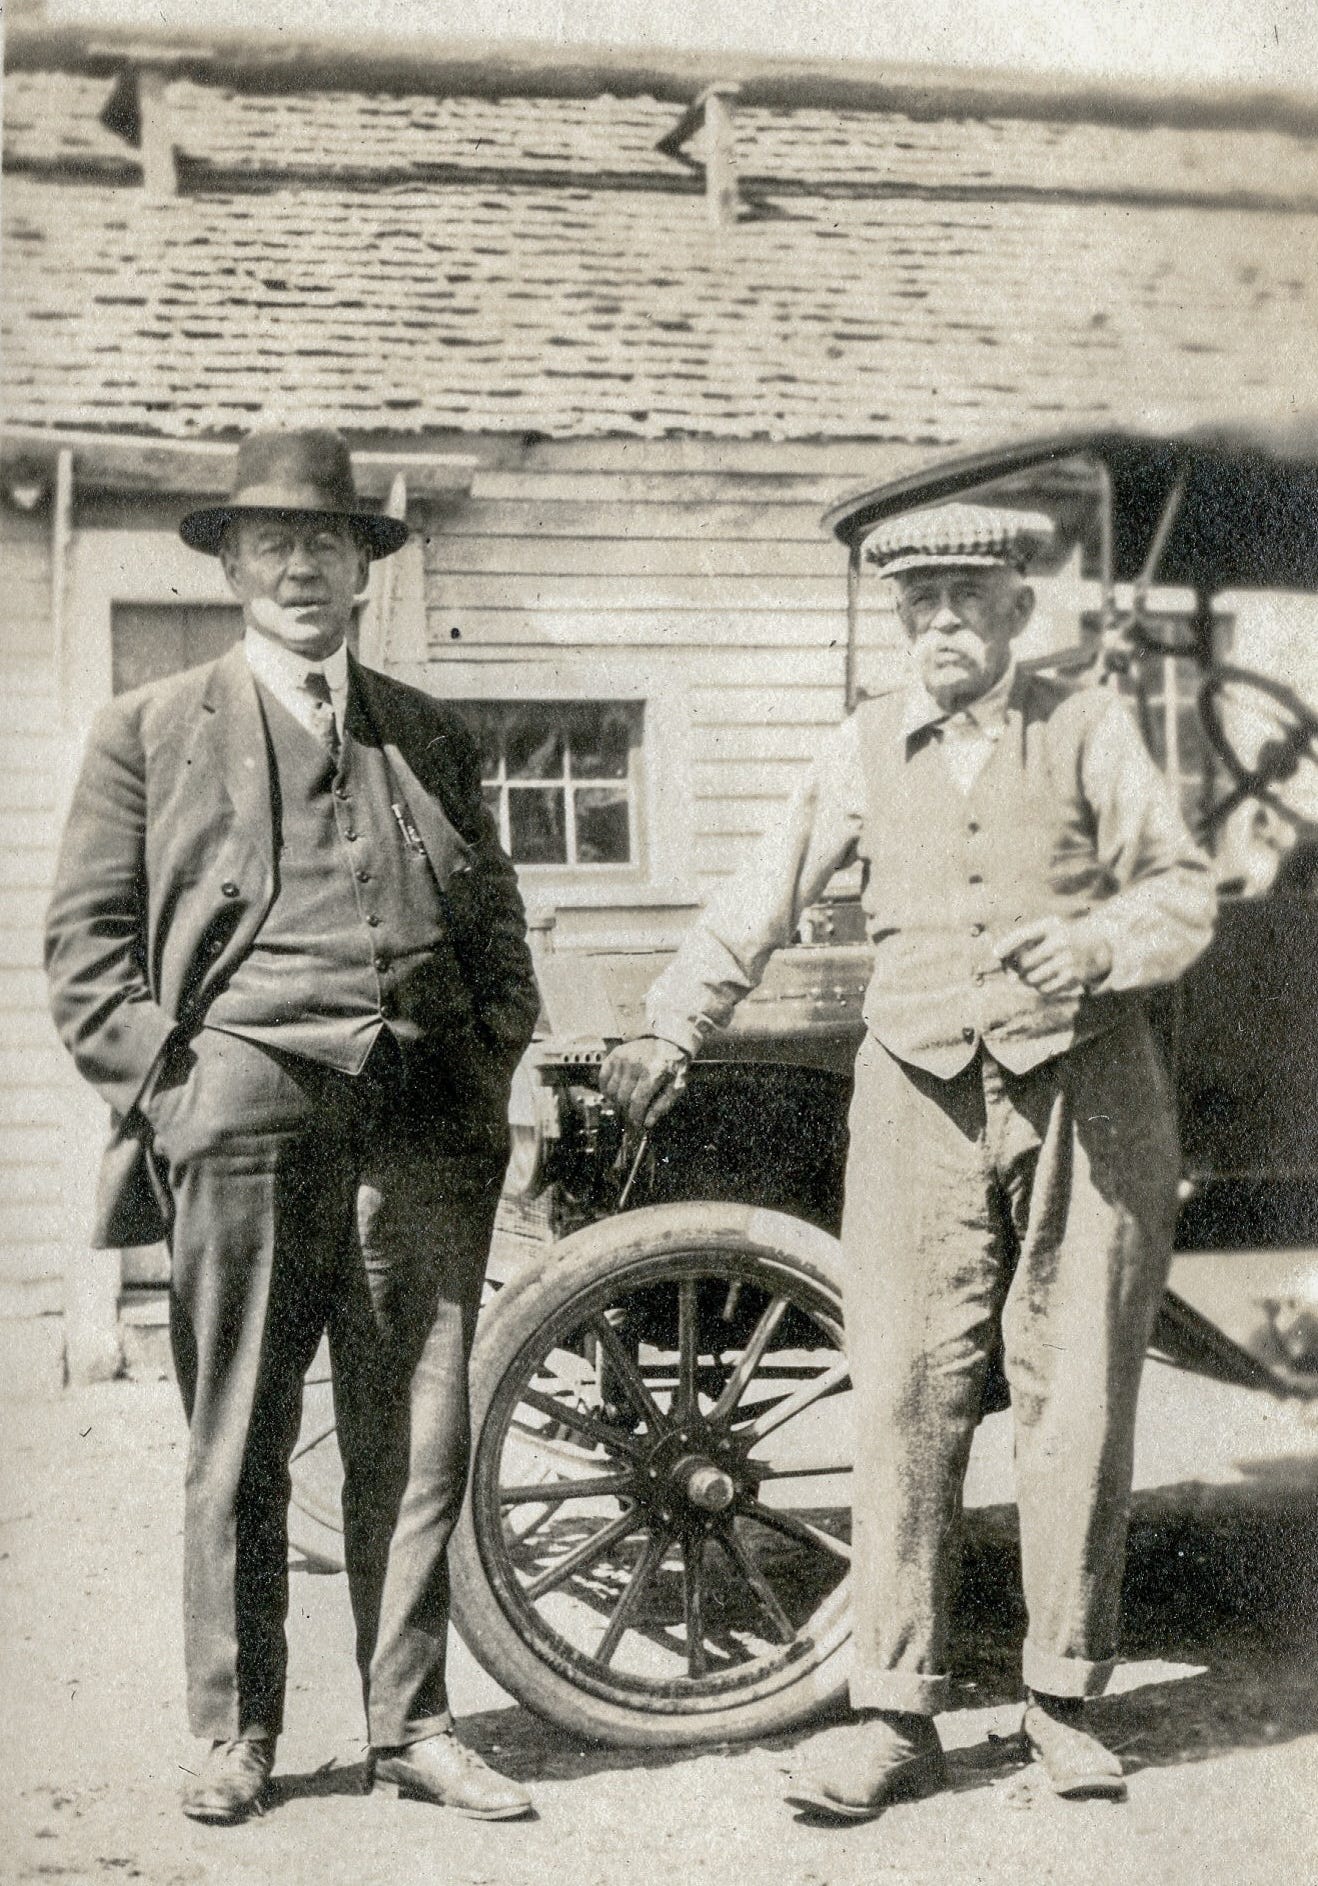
[448,1201,854,1749]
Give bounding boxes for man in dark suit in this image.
[46,428,540,1824]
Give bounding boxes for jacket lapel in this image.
[201,641,274,867]
[349,659,472,887]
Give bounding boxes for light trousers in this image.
[840,1015,1179,1714]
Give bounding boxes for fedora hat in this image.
[179,427,409,559]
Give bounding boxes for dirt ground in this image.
[3,1359,1315,1886]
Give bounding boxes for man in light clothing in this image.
[602,502,1217,1820]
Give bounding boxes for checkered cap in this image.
[864,502,1055,577]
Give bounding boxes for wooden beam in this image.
[0,428,479,499]
[701,84,742,230]
[50,447,73,723]
[137,68,178,198]
[11,22,1318,136]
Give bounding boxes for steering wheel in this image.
[1198,664,1318,829]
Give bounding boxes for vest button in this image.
[962,1025,976,1042]
[221,880,239,898]
[367,913,381,927]
[967,819,980,834]
[970,922,985,936]
[356,869,371,883]
[968,872,983,885]
[345,830,358,842]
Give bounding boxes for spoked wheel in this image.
[449,1203,855,1748]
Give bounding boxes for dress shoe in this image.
[368,1732,533,1820]
[1024,1697,1127,1801]
[180,1735,276,1824]
[784,1711,947,1823]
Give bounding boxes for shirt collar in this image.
[243,626,350,701]
[902,657,1018,739]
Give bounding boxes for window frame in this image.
[418,653,694,909]
[464,697,644,874]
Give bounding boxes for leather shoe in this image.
[784,1712,947,1823]
[368,1733,533,1821]
[1024,1700,1127,1801]
[180,1736,276,1824]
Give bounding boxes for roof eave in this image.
[7,22,1318,136]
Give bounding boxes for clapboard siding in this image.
[420,448,894,907]
[0,509,69,1316]
[428,536,841,577]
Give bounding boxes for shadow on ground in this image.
[428,1455,1318,1791]
[948,1457,1318,1773]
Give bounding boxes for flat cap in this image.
[864,501,1055,578]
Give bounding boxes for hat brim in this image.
[179,502,409,560]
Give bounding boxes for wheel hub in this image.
[637,1426,744,1522]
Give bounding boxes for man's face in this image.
[895,564,1033,709]
[219,513,368,660]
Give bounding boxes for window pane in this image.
[506,712,565,780]
[571,704,634,779]
[468,713,503,781]
[573,785,631,863]
[508,786,568,863]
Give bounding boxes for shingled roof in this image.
[5,71,1318,444]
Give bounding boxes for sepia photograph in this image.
[1,2,1315,1881]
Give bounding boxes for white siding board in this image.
[429,536,841,577]
[426,610,850,648]
[472,472,847,504]
[0,1241,65,1285]
[693,723,837,761]
[447,501,831,541]
[0,1126,60,1168]
[693,759,815,801]
[690,685,843,724]
[430,574,847,612]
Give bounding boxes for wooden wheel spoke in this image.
[676,1279,700,1419]
[752,1461,853,1481]
[713,1524,797,1644]
[740,1358,850,1441]
[499,1473,636,1507]
[289,1419,338,1464]
[736,1497,851,1563]
[589,1314,668,1432]
[682,1533,709,1678]
[708,1296,789,1424]
[594,1528,671,1668]
[521,1506,642,1601]
[516,1384,645,1459]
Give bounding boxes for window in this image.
[462,700,643,868]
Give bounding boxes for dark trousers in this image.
[841,1015,1179,1714]
[148,1026,505,1747]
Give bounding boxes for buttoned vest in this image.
[206,681,472,1072]
[854,674,1135,1078]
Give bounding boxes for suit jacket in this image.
[45,642,541,1248]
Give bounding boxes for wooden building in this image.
[4,23,1318,1387]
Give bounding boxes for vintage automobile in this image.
[289,421,1318,1749]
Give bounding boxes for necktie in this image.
[302,668,341,762]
